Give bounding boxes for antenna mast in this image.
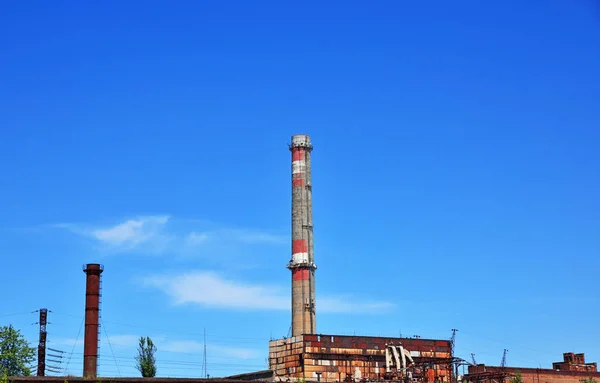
[501,349,508,368]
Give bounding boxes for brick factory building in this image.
[464,353,599,383]
[552,353,597,372]
[268,334,454,382]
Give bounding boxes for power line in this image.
[0,312,35,318]
[68,355,265,368]
[65,315,84,375]
[57,349,249,361]
[101,318,121,377]
[50,312,269,342]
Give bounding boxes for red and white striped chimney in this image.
[287,134,316,336]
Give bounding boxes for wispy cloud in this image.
[91,216,169,247]
[52,215,172,253]
[142,271,288,310]
[52,216,286,255]
[186,232,210,246]
[141,271,395,314]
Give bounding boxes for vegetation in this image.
[580,377,597,383]
[510,371,523,383]
[135,336,157,378]
[0,325,36,377]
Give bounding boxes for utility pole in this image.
[36,309,48,376]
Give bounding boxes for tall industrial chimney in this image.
[287,134,316,336]
[82,263,103,379]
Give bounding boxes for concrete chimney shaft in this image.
[287,134,316,336]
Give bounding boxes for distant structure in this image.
[82,264,103,379]
[464,352,599,383]
[287,134,316,337]
[553,352,597,372]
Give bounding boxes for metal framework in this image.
[36,309,48,376]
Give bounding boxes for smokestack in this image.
[82,263,103,379]
[287,134,316,336]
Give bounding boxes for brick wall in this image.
[466,366,600,383]
[270,334,453,381]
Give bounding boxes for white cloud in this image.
[143,271,288,310]
[91,216,169,247]
[141,271,395,314]
[53,216,285,254]
[186,232,210,246]
[103,334,141,347]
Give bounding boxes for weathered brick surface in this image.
[466,366,600,383]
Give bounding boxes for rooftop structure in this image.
[465,353,599,383]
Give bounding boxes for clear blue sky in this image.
[1,0,599,378]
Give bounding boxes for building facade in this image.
[269,334,453,382]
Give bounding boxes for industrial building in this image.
[464,353,600,383]
[553,353,597,372]
[268,334,453,382]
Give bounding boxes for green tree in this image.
[580,377,597,383]
[135,336,157,378]
[0,325,36,376]
[510,371,523,383]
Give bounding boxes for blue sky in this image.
[1,0,599,378]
